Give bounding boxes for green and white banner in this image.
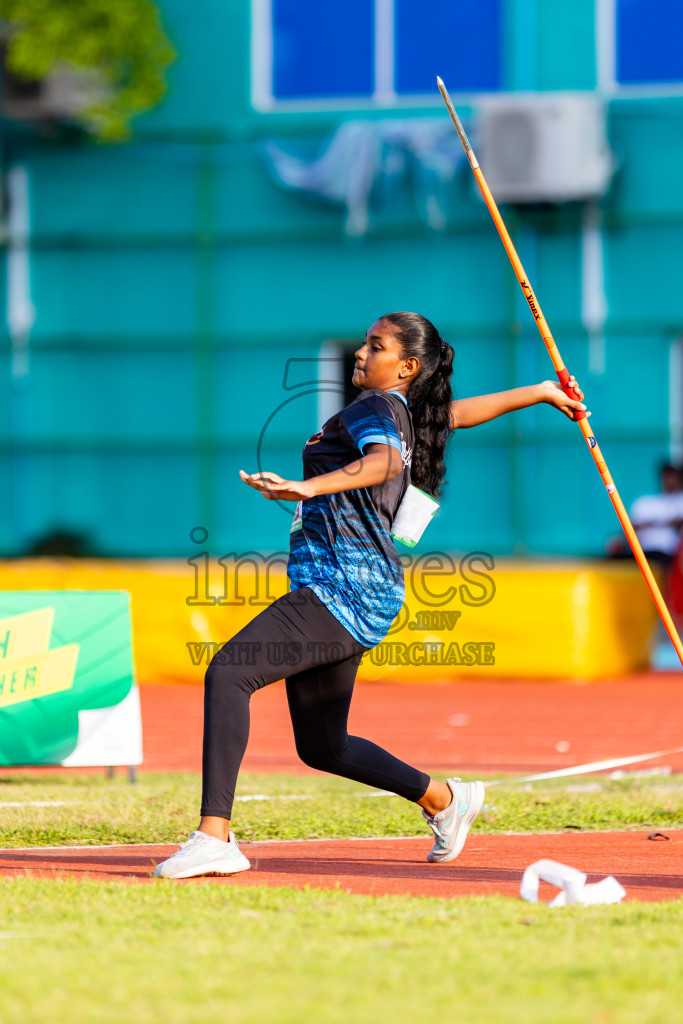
[0,591,142,767]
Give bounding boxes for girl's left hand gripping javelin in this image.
[239,470,314,503]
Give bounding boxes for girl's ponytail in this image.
[380,312,454,498]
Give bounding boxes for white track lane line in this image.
[0,801,72,807]
[4,828,677,854]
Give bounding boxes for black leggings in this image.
[201,586,431,818]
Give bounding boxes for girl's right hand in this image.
[239,470,315,502]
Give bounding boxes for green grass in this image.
[0,878,680,1024]
[1,772,680,1023]
[0,770,680,847]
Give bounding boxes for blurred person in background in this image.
[608,461,683,569]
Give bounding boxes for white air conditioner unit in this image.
[477,93,615,203]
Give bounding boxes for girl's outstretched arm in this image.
[450,377,589,430]
[239,443,402,502]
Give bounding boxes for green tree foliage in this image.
[0,0,176,139]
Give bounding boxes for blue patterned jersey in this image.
[287,389,414,648]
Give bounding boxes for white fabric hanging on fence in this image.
[263,118,469,236]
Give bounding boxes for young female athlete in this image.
[155,311,588,879]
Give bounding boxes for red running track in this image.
[2,675,681,903]
[1,673,681,777]
[142,674,683,775]
[1,831,680,902]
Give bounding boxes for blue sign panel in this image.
[273,0,374,99]
[395,0,502,94]
[617,0,683,85]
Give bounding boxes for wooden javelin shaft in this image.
[437,76,683,666]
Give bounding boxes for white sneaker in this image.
[422,778,485,864]
[153,830,251,879]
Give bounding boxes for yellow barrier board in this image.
[0,558,659,683]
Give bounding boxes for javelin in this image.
[437,75,683,667]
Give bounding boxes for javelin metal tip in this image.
[436,80,478,169]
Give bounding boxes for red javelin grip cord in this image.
[556,368,587,420]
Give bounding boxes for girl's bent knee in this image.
[294,739,345,774]
[204,657,223,689]
[204,656,254,696]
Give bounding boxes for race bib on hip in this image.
[290,501,303,534]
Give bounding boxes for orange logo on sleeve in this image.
[305,427,325,446]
